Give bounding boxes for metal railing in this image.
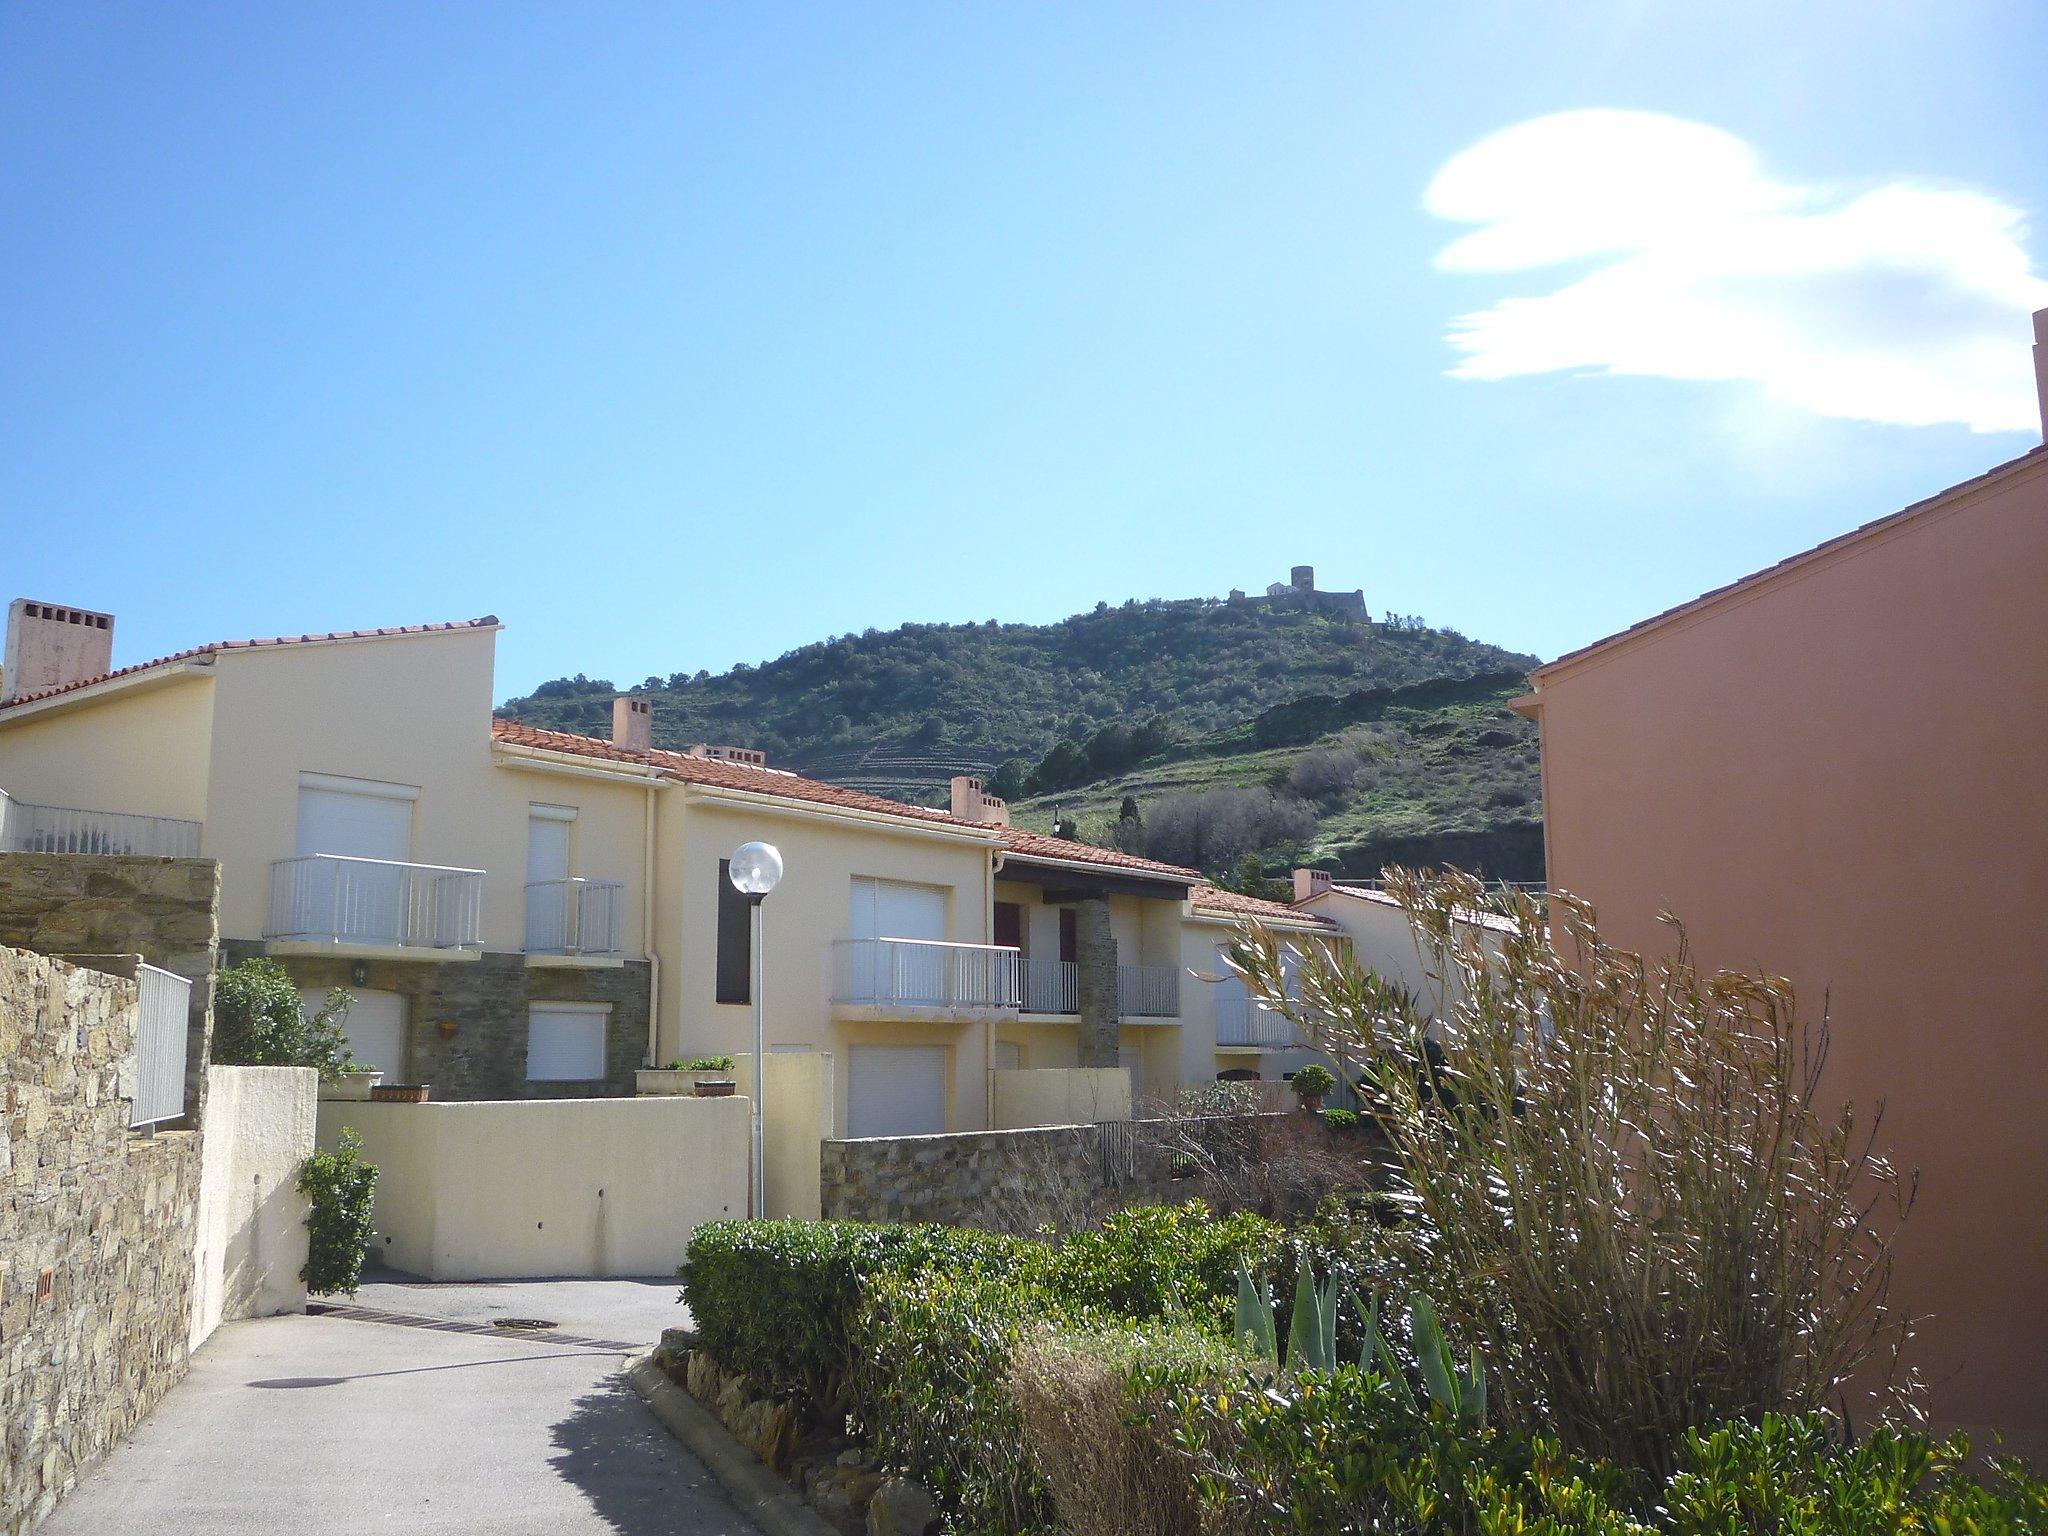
[265,854,485,950]
[1022,956,1078,1014]
[1214,994,1303,1048]
[130,964,190,1128]
[831,937,1021,1010]
[1118,963,1181,1018]
[0,796,201,858]
[524,877,625,955]
[1020,959,1181,1017]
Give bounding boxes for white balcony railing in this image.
[525,878,626,955]
[0,794,201,858]
[265,854,485,950]
[1214,993,1304,1048]
[1022,956,1078,1014]
[131,963,191,1128]
[1119,963,1181,1019]
[832,938,1021,1011]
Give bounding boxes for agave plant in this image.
[1235,1260,1487,1429]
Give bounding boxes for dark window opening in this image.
[715,859,751,1004]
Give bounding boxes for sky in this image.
[4,3,2045,698]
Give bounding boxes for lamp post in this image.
[727,840,783,1219]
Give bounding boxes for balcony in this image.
[1118,963,1181,1019]
[1019,958,1181,1019]
[1215,994,1304,1049]
[0,795,201,858]
[265,854,485,953]
[525,878,626,957]
[831,937,1020,1018]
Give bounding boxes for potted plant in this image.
[683,1055,738,1097]
[321,1064,385,1102]
[1289,1063,1336,1114]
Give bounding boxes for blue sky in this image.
[4,3,2044,697]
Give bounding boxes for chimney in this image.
[2033,306,2048,445]
[612,695,652,751]
[1292,866,1332,903]
[950,775,1010,827]
[3,600,114,703]
[686,743,767,768]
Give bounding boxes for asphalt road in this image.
[42,1275,757,1536]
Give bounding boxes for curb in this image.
[625,1352,838,1536]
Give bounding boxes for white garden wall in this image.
[190,1065,317,1352]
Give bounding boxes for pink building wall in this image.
[1524,445,2048,1454]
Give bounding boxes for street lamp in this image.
[728,841,783,1218]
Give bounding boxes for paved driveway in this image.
[43,1275,757,1536]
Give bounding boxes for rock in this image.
[867,1478,939,1536]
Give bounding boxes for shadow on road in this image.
[549,1375,756,1534]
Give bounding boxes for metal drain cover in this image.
[491,1317,559,1331]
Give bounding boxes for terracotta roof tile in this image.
[0,617,502,713]
[1190,884,1340,928]
[492,718,1218,880]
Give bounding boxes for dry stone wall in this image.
[0,946,203,1535]
[0,855,218,1120]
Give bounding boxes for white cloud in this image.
[1425,110,2048,433]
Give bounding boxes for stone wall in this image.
[0,855,219,1121]
[822,1125,1102,1227]
[223,942,651,1100]
[0,946,203,1535]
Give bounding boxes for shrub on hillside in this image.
[213,957,356,1077]
[1228,868,1918,1476]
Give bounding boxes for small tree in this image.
[1228,867,1914,1477]
[213,957,357,1078]
[298,1129,378,1295]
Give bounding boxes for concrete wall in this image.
[316,1096,748,1279]
[0,947,202,1536]
[992,1067,1131,1130]
[0,854,219,1121]
[1524,447,2048,1453]
[733,1049,834,1220]
[189,1066,316,1352]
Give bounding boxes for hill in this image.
[496,592,1543,882]
[498,595,1533,782]
[1009,670,1543,885]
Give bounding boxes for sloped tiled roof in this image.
[492,717,1205,879]
[1191,884,1339,929]
[0,617,502,713]
[1532,444,2048,682]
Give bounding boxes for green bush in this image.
[1043,1203,1281,1327]
[214,958,357,1077]
[1287,1063,1335,1100]
[681,1221,1040,1414]
[671,1055,735,1072]
[297,1129,378,1296]
[1164,1371,2048,1536]
[1321,1107,1360,1133]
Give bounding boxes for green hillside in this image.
[1010,671,1543,885]
[497,593,1542,882]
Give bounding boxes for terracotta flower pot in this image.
[371,1082,431,1104]
[693,1079,737,1098]
[1296,1093,1326,1114]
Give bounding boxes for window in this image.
[716,859,751,1004]
[527,1002,610,1082]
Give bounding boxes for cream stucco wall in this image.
[316,1095,748,1279]
[992,1067,1131,1129]
[199,630,653,950]
[0,672,215,827]
[734,1048,835,1219]
[190,1065,316,1351]
[661,793,1002,1134]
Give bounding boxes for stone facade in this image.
[1,946,203,1535]
[821,1123,1185,1227]
[1072,897,1119,1069]
[0,855,219,1122]
[222,942,650,1099]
